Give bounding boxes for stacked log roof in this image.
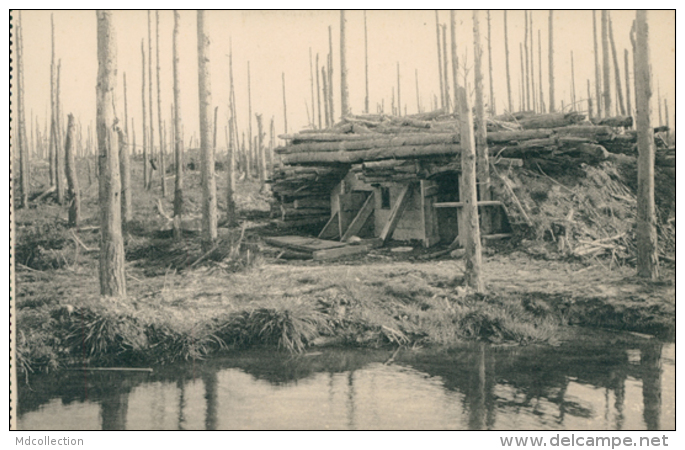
[269,109,672,228]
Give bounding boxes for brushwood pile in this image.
[268,109,674,261]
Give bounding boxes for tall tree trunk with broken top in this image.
[141,41,149,189]
[172,10,184,241]
[156,11,166,196]
[458,83,484,293]
[504,11,513,113]
[340,10,350,118]
[197,10,217,251]
[96,10,126,297]
[634,11,659,280]
[601,11,612,117]
[435,11,445,110]
[65,114,80,228]
[593,11,603,118]
[473,11,491,231]
[548,11,555,112]
[608,13,626,116]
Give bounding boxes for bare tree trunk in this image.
[328,26,335,121]
[504,11,513,113]
[155,11,166,196]
[601,11,612,118]
[256,114,266,188]
[225,121,235,225]
[228,39,240,175]
[282,72,288,133]
[538,29,545,112]
[415,69,421,113]
[450,11,459,113]
[634,11,659,280]
[570,51,576,111]
[592,11,602,117]
[16,11,29,208]
[141,41,149,189]
[548,11,555,112]
[340,10,350,118]
[441,24,450,112]
[49,14,57,188]
[587,79,594,120]
[435,11,445,110]
[364,11,369,114]
[487,11,495,115]
[148,11,155,190]
[309,47,315,127]
[608,14,626,116]
[117,126,130,229]
[96,10,126,297]
[322,66,330,128]
[172,10,184,241]
[524,11,530,111]
[64,115,81,227]
[530,12,536,112]
[457,83,484,293]
[473,11,491,233]
[519,43,525,111]
[316,53,322,129]
[269,116,276,170]
[624,49,632,118]
[664,99,670,144]
[657,80,663,127]
[197,10,217,251]
[55,61,65,204]
[396,62,402,117]
[247,61,254,176]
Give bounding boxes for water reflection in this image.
[17,331,674,430]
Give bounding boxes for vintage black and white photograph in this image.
[10,9,675,432]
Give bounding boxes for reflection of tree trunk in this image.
[556,377,569,425]
[203,371,218,430]
[177,378,186,430]
[613,370,626,430]
[346,371,356,430]
[100,378,129,430]
[484,346,496,429]
[468,344,487,430]
[641,342,662,431]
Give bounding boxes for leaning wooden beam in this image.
[341,193,375,242]
[318,212,340,240]
[380,183,413,243]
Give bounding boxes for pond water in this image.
[17,330,674,430]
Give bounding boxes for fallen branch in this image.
[156,198,173,222]
[34,185,56,202]
[70,229,98,252]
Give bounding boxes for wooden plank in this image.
[421,180,440,248]
[341,192,375,241]
[379,183,413,243]
[433,200,503,208]
[312,244,371,261]
[264,235,346,253]
[318,212,340,240]
[338,192,368,237]
[482,233,512,240]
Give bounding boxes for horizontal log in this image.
[592,115,633,127]
[275,133,459,154]
[487,129,553,143]
[362,159,417,170]
[433,200,503,208]
[293,197,331,209]
[279,132,382,142]
[516,112,585,129]
[282,144,461,165]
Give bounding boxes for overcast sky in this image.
[14,10,675,150]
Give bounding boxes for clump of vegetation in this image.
[15,222,70,270]
[59,303,148,363]
[145,322,225,363]
[215,298,331,353]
